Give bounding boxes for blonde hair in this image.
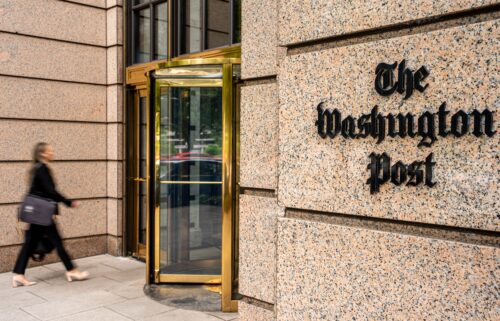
[29,142,49,180]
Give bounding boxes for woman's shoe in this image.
[12,275,37,288]
[65,270,89,282]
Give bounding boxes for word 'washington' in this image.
[315,102,495,147]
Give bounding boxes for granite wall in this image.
[0,0,124,272]
[240,0,499,320]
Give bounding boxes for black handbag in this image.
[18,194,56,226]
[31,234,55,262]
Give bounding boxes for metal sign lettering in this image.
[314,60,496,194]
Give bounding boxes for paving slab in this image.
[22,289,126,320]
[107,296,176,320]
[53,307,133,321]
[142,309,223,321]
[0,307,40,321]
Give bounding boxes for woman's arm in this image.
[37,165,72,207]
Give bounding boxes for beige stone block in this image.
[0,162,107,204]
[239,195,283,303]
[107,7,123,46]
[241,0,277,79]
[0,120,106,161]
[240,83,278,190]
[239,301,274,321]
[277,218,499,320]
[0,0,106,46]
[0,235,107,273]
[107,161,123,198]
[107,198,123,236]
[68,0,106,8]
[0,33,106,84]
[107,85,124,122]
[107,124,124,160]
[107,235,123,256]
[278,20,499,231]
[57,199,107,239]
[106,0,123,8]
[107,46,123,84]
[0,199,106,247]
[278,0,498,45]
[0,76,106,122]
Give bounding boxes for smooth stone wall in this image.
[0,0,106,46]
[0,162,107,204]
[0,33,106,84]
[278,0,498,45]
[278,19,499,231]
[277,217,499,321]
[0,121,107,161]
[0,76,106,122]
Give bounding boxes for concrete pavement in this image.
[0,255,238,321]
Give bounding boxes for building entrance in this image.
[139,58,240,311]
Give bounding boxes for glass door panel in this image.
[156,73,223,282]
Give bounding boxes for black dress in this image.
[13,162,75,274]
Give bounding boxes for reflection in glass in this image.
[154,2,169,60]
[134,8,151,63]
[180,0,202,54]
[134,0,148,5]
[159,85,223,275]
[138,97,147,244]
[206,0,230,49]
[233,0,241,43]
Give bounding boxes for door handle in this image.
[133,178,147,182]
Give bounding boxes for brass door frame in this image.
[129,88,149,261]
[150,58,240,311]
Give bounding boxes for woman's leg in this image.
[13,225,39,274]
[46,223,75,271]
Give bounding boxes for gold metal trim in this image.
[159,275,221,284]
[159,181,222,185]
[220,63,234,312]
[155,79,223,87]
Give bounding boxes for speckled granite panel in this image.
[277,217,499,320]
[278,20,499,231]
[0,76,106,122]
[107,198,123,237]
[240,83,278,190]
[0,162,107,204]
[278,0,498,45]
[0,33,106,84]
[107,84,123,122]
[0,200,107,247]
[107,161,123,198]
[107,124,124,160]
[0,235,107,273]
[106,6,123,46]
[239,195,284,303]
[107,45,123,84]
[241,0,278,79]
[239,301,275,321]
[107,235,123,256]
[0,121,106,161]
[0,0,106,46]
[66,0,106,8]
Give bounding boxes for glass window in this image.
[206,0,230,50]
[130,0,168,65]
[178,0,241,56]
[134,8,151,63]
[154,2,169,60]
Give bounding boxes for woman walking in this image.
[12,142,89,287]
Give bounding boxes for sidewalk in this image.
[0,255,238,321]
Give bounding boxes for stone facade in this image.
[240,1,499,320]
[0,0,123,272]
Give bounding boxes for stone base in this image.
[0,234,107,273]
